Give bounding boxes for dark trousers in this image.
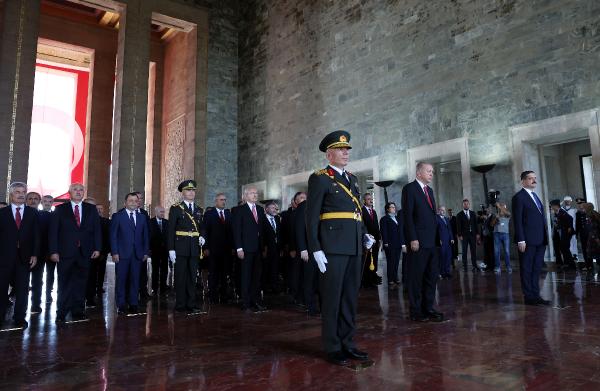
[208,251,230,301]
[139,259,149,296]
[452,237,459,259]
[30,257,47,308]
[0,260,30,323]
[559,233,574,267]
[86,253,107,300]
[384,247,401,283]
[290,255,304,303]
[319,253,361,353]
[461,234,477,268]
[151,252,169,293]
[361,243,380,286]
[438,243,453,277]
[240,251,262,308]
[45,260,57,297]
[406,247,438,317]
[518,244,546,300]
[174,255,199,310]
[552,231,563,265]
[263,248,280,292]
[581,234,591,268]
[57,254,90,318]
[483,235,494,270]
[115,257,141,308]
[303,258,320,312]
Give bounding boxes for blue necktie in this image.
[531,192,543,213]
[129,212,135,226]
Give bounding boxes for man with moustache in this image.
[204,194,233,303]
[512,171,551,306]
[306,130,375,366]
[0,183,39,328]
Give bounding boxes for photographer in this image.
[478,207,495,271]
[493,203,512,273]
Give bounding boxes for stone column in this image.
[110,0,151,212]
[0,0,40,200]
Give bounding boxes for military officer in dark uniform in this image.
[306,131,375,366]
[167,180,206,314]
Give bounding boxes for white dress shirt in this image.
[11,203,25,220]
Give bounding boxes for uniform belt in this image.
[319,212,362,222]
[176,231,199,237]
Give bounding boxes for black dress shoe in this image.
[524,298,540,306]
[536,298,551,306]
[55,315,66,323]
[425,310,444,322]
[129,306,139,314]
[30,306,43,314]
[13,319,28,329]
[187,307,201,314]
[117,307,128,315]
[72,314,89,321]
[86,299,97,308]
[254,303,267,312]
[344,348,369,361]
[327,351,349,366]
[410,314,429,322]
[175,307,187,313]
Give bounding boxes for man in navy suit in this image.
[380,202,405,287]
[111,193,149,314]
[49,183,102,322]
[232,186,267,312]
[204,193,233,303]
[512,170,551,306]
[0,182,39,328]
[402,162,443,322]
[437,206,455,279]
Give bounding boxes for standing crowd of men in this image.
[1,129,598,367]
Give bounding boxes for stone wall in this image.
[238,0,600,210]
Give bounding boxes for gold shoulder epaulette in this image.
[172,203,180,207]
[314,168,328,175]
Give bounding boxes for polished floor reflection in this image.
[2,262,600,390]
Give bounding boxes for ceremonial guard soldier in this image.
[167,180,205,314]
[306,131,375,366]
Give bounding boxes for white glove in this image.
[300,250,309,261]
[169,250,176,263]
[364,234,375,250]
[313,251,328,273]
[199,236,206,246]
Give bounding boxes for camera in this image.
[488,189,500,205]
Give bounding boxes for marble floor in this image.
[2,262,600,390]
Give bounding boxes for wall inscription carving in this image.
[164,115,186,209]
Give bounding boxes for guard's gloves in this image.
[199,236,206,246]
[169,250,176,264]
[313,251,328,273]
[364,234,375,250]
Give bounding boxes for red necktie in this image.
[369,208,374,220]
[15,206,22,229]
[74,204,81,227]
[219,210,225,223]
[423,186,433,209]
[252,204,258,223]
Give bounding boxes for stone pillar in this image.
[0,0,40,200]
[110,0,151,212]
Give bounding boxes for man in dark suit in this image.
[41,195,56,302]
[26,191,49,314]
[550,199,574,270]
[380,202,405,287]
[295,197,320,315]
[456,199,480,272]
[0,182,39,328]
[95,204,111,297]
[262,201,282,294]
[512,170,550,306]
[402,162,443,322]
[134,191,152,299]
[204,193,233,303]
[82,198,105,308]
[111,193,150,314]
[306,131,374,366]
[49,183,102,322]
[361,193,382,287]
[232,186,267,312]
[167,180,205,313]
[437,206,455,279]
[149,206,169,296]
[448,208,459,262]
